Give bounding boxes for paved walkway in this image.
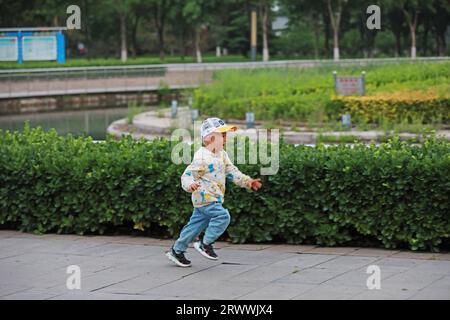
[0,70,212,99]
[107,107,450,144]
[0,230,449,300]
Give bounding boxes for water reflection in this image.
[0,107,132,140]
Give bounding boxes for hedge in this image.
[196,94,326,122]
[326,92,450,124]
[1,124,449,251]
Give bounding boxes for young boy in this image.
[166,117,262,267]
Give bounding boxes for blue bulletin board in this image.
[0,28,66,64]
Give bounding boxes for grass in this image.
[379,117,442,135]
[194,61,450,132]
[316,134,361,144]
[126,102,146,125]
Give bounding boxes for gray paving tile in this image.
[1,230,448,300]
[228,265,298,283]
[237,283,317,300]
[293,284,364,300]
[352,288,416,300]
[407,287,450,300]
[270,253,338,268]
[276,268,346,285]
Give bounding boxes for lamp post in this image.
[171,99,177,118]
[191,109,199,124]
[361,71,366,96]
[250,4,257,61]
[342,114,351,129]
[246,112,255,129]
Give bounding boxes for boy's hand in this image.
[188,182,201,192]
[247,178,262,191]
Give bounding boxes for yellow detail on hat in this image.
[214,125,237,133]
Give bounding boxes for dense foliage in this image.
[1,124,449,251]
[194,62,450,125]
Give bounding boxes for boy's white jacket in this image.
[181,147,252,207]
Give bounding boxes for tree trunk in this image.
[216,46,221,57]
[403,9,418,59]
[195,28,202,63]
[333,30,339,61]
[83,0,91,44]
[120,13,127,62]
[131,16,140,57]
[388,8,404,57]
[394,32,402,57]
[327,0,342,61]
[367,30,377,58]
[322,11,330,57]
[313,17,320,59]
[421,18,429,56]
[410,24,417,59]
[432,3,449,57]
[180,30,186,61]
[437,34,447,56]
[152,1,167,61]
[260,3,269,62]
[158,27,165,60]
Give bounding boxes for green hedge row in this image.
[1,124,449,251]
[325,94,450,125]
[195,94,326,122]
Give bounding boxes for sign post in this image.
[171,100,178,119]
[0,27,66,64]
[333,71,366,96]
[191,109,199,124]
[342,114,351,129]
[246,112,255,129]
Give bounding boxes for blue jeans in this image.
[173,202,231,253]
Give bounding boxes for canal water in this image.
[0,107,132,140]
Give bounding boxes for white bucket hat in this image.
[200,117,237,140]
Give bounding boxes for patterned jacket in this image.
[181,147,251,207]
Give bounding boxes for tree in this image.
[168,0,191,60]
[385,3,407,57]
[280,0,327,59]
[221,1,251,56]
[327,0,348,60]
[355,0,379,58]
[431,0,450,56]
[105,0,141,62]
[182,0,216,63]
[400,0,420,58]
[393,0,432,58]
[259,0,274,62]
[207,0,248,57]
[144,0,176,60]
[128,1,147,56]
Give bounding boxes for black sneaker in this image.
[194,241,218,260]
[166,248,191,267]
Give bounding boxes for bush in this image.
[1,124,449,251]
[194,62,450,125]
[197,94,326,122]
[325,91,450,124]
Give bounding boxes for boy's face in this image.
[204,132,227,153]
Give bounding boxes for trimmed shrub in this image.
[1,124,449,251]
[325,92,450,124]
